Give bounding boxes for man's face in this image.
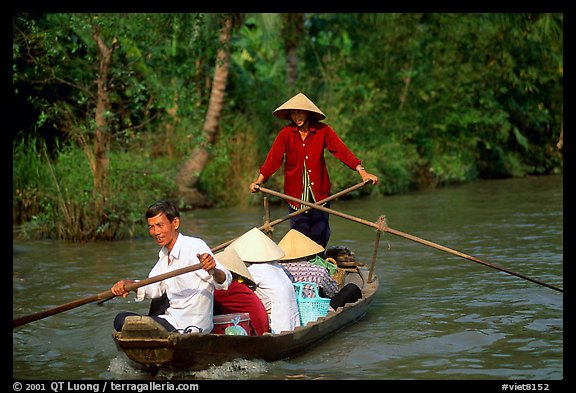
[147,212,179,249]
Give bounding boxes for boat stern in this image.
[112,316,175,370]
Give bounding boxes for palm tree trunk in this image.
[89,25,116,212]
[177,14,233,208]
[282,13,304,87]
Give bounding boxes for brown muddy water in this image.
[12,175,563,383]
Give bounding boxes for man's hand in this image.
[111,279,135,298]
[197,253,216,272]
[198,253,228,284]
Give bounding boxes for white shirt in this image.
[135,233,232,333]
[247,261,301,334]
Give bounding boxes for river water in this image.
[12,175,563,382]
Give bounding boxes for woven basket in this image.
[331,271,347,286]
[293,282,331,326]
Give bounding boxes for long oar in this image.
[13,263,203,329]
[95,184,366,307]
[256,185,563,293]
[211,181,368,252]
[15,183,369,326]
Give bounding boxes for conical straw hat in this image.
[215,247,254,284]
[272,92,326,121]
[277,229,325,261]
[228,227,285,263]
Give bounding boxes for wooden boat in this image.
[112,185,383,373]
[112,251,379,373]
[15,183,561,374]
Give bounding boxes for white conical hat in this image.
[228,227,285,263]
[277,229,325,261]
[228,228,284,263]
[215,247,254,283]
[272,92,326,121]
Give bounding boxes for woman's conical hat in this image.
[277,229,325,261]
[215,247,254,283]
[228,227,285,263]
[272,92,326,121]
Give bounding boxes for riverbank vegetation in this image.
[12,13,563,241]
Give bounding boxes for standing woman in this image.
[249,92,378,248]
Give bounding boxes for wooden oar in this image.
[15,183,369,326]
[211,181,368,252]
[96,182,368,308]
[13,263,203,329]
[96,184,365,307]
[256,185,563,294]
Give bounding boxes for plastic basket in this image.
[293,282,331,326]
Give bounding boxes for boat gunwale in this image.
[112,267,379,372]
[113,274,378,341]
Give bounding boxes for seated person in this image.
[278,229,362,310]
[277,229,339,298]
[110,199,231,334]
[213,247,270,335]
[229,227,301,334]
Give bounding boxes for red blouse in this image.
[259,122,361,208]
[214,280,270,336]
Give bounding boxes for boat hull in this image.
[112,270,378,373]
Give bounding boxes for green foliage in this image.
[366,139,421,195]
[13,136,51,225]
[13,135,181,240]
[13,12,563,241]
[199,115,262,207]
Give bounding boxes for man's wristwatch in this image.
[357,166,366,172]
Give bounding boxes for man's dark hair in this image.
[146,200,180,222]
